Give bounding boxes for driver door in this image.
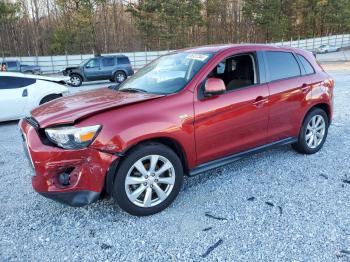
[193,52,270,165]
[84,58,101,81]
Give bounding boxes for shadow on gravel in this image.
[183,145,292,191]
[0,120,19,127]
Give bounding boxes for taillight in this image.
[324,78,334,88]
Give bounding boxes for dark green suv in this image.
[63,55,134,87]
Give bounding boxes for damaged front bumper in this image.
[19,118,118,207]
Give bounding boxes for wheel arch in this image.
[300,102,331,128]
[39,93,62,105]
[104,136,189,196]
[112,69,128,77]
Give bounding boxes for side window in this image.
[86,58,100,68]
[297,54,315,75]
[7,61,17,68]
[0,76,36,89]
[117,57,130,65]
[265,51,300,81]
[207,54,257,91]
[102,57,115,67]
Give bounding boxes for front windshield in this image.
[119,52,213,94]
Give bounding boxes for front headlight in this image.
[45,125,101,149]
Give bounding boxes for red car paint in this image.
[19,44,333,206]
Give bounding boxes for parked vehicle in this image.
[315,44,341,54]
[20,45,333,216]
[1,60,41,74]
[0,72,69,121]
[63,55,134,87]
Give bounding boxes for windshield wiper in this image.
[119,88,148,93]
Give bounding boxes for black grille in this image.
[25,117,40,129]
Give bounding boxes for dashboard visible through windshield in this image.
[118,52,213,94]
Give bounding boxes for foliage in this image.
[1,0,350,56]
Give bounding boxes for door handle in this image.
[301,83,310,93]
[252,96,267,106]
[22,89,28,97]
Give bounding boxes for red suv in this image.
[20,45,334,216]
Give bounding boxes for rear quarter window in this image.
[265,51,301,81]
[297,54,315,75]
[117,57,130,65]
[0,76,36,89]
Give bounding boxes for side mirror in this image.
[204,78,226,97]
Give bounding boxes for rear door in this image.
[0,76,34,121]
[100,57,116,79]
[264,51,312,142]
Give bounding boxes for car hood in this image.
[31,88,164,128]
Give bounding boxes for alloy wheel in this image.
[125,155,175,208]
[305,115,326,149]
[70,76,81,86]
[116,73,126,82]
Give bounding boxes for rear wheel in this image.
[40,94,62,105]
[114,71,127,83]
[292,108,329,154]
[69,74,82,87]
[112,143,183,216]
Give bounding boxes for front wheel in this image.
[292,108,329,154]
[112,143,183,216]
[69,74,82,87]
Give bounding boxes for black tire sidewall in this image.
[112,143,184,216]
[297,108,329,154]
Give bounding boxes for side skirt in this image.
[189,137,297,176]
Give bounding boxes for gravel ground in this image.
[1,67,350,261]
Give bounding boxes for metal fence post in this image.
[298,36,300,48]
[133,52,136,69]
[65,52,68,67]
[50,55,54,73]
[290,37,292,47]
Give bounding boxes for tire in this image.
[111,143,184,216]
[292,108,329,154]
[114,71,127,83]
[40,94,62,105]
[69,74,83,87]
[23,71,34,74]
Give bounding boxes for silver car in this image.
[315,44,341,54]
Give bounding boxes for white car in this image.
[315,44,341,54]
[0,72,69,122]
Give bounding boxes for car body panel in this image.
[30,88,164,128]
